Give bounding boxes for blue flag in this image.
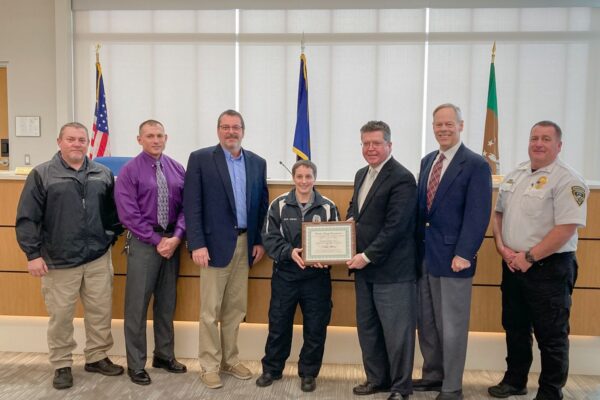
[293,53,310,160]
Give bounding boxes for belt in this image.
[153,224,174,235]
[236,228,248,236]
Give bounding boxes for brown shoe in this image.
[221,362,252,380]
[200,371,223,389]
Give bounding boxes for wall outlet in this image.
[24,154,30,165]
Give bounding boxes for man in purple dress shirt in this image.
[115,120,187,385]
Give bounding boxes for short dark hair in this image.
[531,120,562,140]
[139,119,164,134]
[292,159,317,179]
[217,109,245,130]
[360,120,391,143]
[58,122,88,139]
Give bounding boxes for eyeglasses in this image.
[219,125,243,132]
[361,141,386,149]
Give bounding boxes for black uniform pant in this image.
[124,235,181,370]
[261,270,332,378]
[500,252,577,400]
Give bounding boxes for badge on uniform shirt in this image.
[312,215,321,222]
[572,186,585,206]
[534,176,548,189]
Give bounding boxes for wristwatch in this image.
[525,250,536,264]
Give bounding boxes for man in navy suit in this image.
[347,121,418,400]
[413,104,492,400]
[183,109,269,389]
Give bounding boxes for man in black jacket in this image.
[347,121,418,400]
[15,122,124,390]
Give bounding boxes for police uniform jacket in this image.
[263,188,339,281]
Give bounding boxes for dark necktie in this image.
[426,153,445,211]
[156,160,169,229]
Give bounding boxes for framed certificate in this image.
[302,221,356,264]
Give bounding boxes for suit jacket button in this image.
[425,222,430,227]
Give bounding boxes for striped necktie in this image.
[426,153,445,211]
[156,160,169,229]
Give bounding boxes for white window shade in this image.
[73,7,600,181]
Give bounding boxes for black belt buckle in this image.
[236,228,247,236]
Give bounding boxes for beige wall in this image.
[0,0,72,169]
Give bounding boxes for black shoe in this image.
[388,392,409,400]
[84,357,125,376]
[128,368,151,385]
[488,382,527,398]
[52,367,73,390]
[353,381,389,395]
[152,357,187,373]
[413,379,443,392]
[256,372,282,387]
[436,390,463,400]
[301,376,316,392]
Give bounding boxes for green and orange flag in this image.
[483,42,499,174]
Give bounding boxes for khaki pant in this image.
[41,250,114,369]
[198,234,249,372]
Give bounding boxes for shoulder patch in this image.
[571,186,585,206]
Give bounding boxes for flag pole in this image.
[301,32,305,54]
[95,43,101,64]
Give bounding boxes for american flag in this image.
[89,61,110,159]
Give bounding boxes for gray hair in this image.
[360,120,391,143]
[433,103,463,122]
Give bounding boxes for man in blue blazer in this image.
[183,110,269,389]
[347,121,418,400]
[413,104,492,400]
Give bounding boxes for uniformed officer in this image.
[256,160,339,393]
[488,121,588,400]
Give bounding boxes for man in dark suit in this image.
[413,104,492,400]
[183,109,269,389]
[347,120,418,400]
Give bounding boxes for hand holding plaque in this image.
[301,221,356,264]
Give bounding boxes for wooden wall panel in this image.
[0,226,27,271]
[571,289,600,336]
[0,180,25,226]
[469,286,503,332]
[1,179,599,335]
[473,238,502,285]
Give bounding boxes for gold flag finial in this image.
[491,41,496,63]
[95,43,101,64]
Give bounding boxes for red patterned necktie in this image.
[426,153,445,211]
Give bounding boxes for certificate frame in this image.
[302,221,356,264]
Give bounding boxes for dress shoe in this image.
[152,356,187,373]
[353,381,389,395]
[436,389,463,400]
[387,392,409,400]
[488,382,527,398]
[127,368,151,385]
[301,376,316,392]
[221,362,252,380]
[412,378,442,392]
[84,357,124,376]
[256,372,282,387]
[52,367,73,390]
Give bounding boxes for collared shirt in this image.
[495,158,588,252]
[427,141,461,184]
[225,148,247,229]
[115,151,186,246]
